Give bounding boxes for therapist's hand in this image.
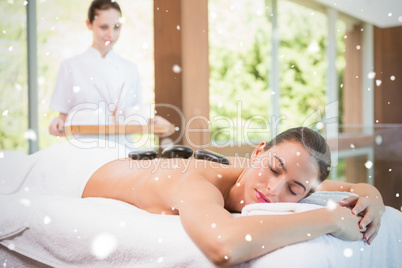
[150,116,174,137]
[339,195,385,245]
[49,115,66,137]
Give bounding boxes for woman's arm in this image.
[176,175,363,266]
[317,180,385,244]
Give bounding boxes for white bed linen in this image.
[242,195,402,267]
[1,142,402,267]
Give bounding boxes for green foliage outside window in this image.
[0,2,28,152]
[209,0,345,144]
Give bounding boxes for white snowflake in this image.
[24,129,37,141]
[20,198,31,207]
[7,243,15,251]
[43,216,51,225]
[315,122,324,130]
[364,161,373,169]
[367,72,376,79]
[172,64,181,73]
[91,233,117,259]
[245,234,252,241]
[375,135,383,145]
[343,248,353,258]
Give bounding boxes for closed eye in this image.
[288,186,297,196]
[269,165,278,175]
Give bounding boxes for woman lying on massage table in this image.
[82,127,385,266]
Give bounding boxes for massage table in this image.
[1,143,401,267]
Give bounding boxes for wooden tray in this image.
[64,124,174,135]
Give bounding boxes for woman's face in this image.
[241,141,320,204]
[87,8,122,54]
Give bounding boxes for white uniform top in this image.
[50,47,143,125]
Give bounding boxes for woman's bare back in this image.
[82,158,243,215]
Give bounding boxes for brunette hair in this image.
[264,127,331,184]
[88,0,122,24]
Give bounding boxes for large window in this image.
[0,1,28,152]
[209,0,271,145]
[208,0,346,146]
[278,0,345,131]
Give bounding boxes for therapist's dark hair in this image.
[88,0,122,24]
[264,127,331,184]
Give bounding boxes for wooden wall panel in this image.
[153,0,210,149]
[181,0,210,149]
[343,24,363,133]
[374,26,402,124]
[343,25,367,184]
[154,0,183,145]
[373,26,402,210]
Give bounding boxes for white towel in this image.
[0,150,38,194]
[240,191,402,268]
[1,197,211,267]
[0,140,127,241]
[242,191,358,216]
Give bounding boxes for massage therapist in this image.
[48,0,171,143]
